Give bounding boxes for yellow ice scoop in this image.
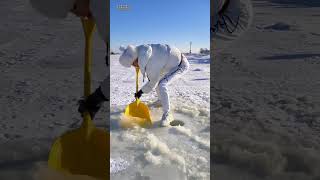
[121,67,152,128]
[48,18,109,180]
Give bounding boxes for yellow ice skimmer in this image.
[48,19,109,179]
[122,67,152,128]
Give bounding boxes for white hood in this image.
[119,45,138,68]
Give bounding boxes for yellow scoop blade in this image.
[48,113,109,179]
[122,99,152,128]
[121,67,152,128]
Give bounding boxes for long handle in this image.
[135,67,139,100]
[81,18,96,130]
[81,18,96,97]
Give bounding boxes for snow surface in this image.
[213,0,320,179]
[110,54,210,179]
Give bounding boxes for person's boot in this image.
[160,111,173,127]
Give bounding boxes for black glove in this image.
[78,87,107,119]
[134,90,143,99]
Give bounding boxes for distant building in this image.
[200,48,210,55]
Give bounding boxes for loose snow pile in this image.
[110,158,130,174]
[110,54,210,179]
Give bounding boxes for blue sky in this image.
[110,0,210,53]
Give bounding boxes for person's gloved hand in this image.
[134,90,143,99]
[78,86,107,119]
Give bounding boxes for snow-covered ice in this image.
[213,1,320,179]
[110,54,210,179]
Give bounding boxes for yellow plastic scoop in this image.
[121,67,152,128]
[48,18,109,180]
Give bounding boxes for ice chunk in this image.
[110,157,130,174]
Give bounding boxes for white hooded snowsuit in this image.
[212,0,253,52]
[119,44,189,117]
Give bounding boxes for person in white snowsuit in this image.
[212,0,253,52]
[119,44,189,126]
[29,0,109,119]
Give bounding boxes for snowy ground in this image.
[110,54,210,179]
[213,0,320,179]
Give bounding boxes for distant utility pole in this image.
[189,41,192,54]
